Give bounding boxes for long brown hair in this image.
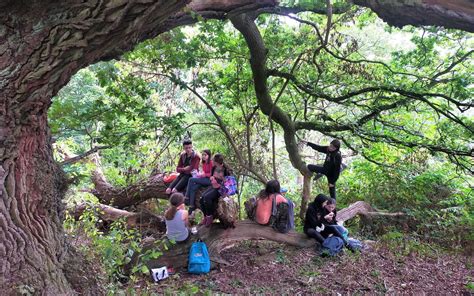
[165,192,185,220]
[258,179,281,200]
[213,153,232,175]
[202,149,212,164]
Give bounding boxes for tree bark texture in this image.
[354,0,474,32]
[0,1,188,294]
[90,165,210,209]
[91,168,169,208]
[0,0,471,294]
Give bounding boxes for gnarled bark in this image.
[90,163,210,209]
[91,168,169,208]
[0,1,188,293]
[354,0,474,32]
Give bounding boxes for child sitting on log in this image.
[255,180,288,225]
[199,166,226,227]
[304,194,353,251]
[185,149,213,215]
[165,193,190,243]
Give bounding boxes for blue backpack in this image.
[188,239,210,274]
[321,236,344,257]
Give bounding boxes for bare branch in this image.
[60,146,111,166]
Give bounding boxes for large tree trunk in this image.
[299,174,312,219]
[90,164,210,209]
[0,1,188,293]
[0,0,471,294]
[91,167,169,208]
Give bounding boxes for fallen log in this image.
[337,201,404,223]
[129,220,315,273]
[90,165,208,209]
[127,201,404,273]
[71,202,166,232]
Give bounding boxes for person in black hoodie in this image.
[304,194,353,251]
[301,139,342,199]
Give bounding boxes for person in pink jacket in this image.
[185,149,213,214]
[166,140,201,195]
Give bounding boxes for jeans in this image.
[185,177,211,210]
[200,187,221,216]
[305,225,347,244]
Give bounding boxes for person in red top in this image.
[199,154,232,227]
[184,149,213,215]
[166,140,201,195]
[255,180,288,225]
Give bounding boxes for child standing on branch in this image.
[301,139,342,200]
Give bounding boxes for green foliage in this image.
[51,7,473,290]
[337,148,473,248]
[380,231,440,257]
[466,281,474,292]
[64,205,165,287]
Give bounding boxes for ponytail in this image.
[165,192,185,220]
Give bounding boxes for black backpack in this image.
[269,195,290,233]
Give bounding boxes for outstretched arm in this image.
[306,141,328,154]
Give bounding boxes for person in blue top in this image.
[300,139,342,200]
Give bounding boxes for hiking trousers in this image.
[168,173,191,192]
[307,164,337,200]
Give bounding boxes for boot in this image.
[345,241,356,253]
[204,215,213,227]
[199,215,208,226]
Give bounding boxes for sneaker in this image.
[313,173,324,181]
[345,243,356,253]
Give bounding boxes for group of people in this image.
[165,138,347,249]
[304,194,355,251]
[165,140,233,243]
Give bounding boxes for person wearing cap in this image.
[300,139,342,199]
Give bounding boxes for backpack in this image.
[219,176,238,196]
[269,195,291,233]
[320,236,344,257]
[244,196,257,220]
[163,172,179,183]
[188,239,210,274]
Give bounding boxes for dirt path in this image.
[148,240,473,295]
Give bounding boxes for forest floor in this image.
[135,239,474,295]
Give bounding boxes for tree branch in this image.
[60,146,111,166]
